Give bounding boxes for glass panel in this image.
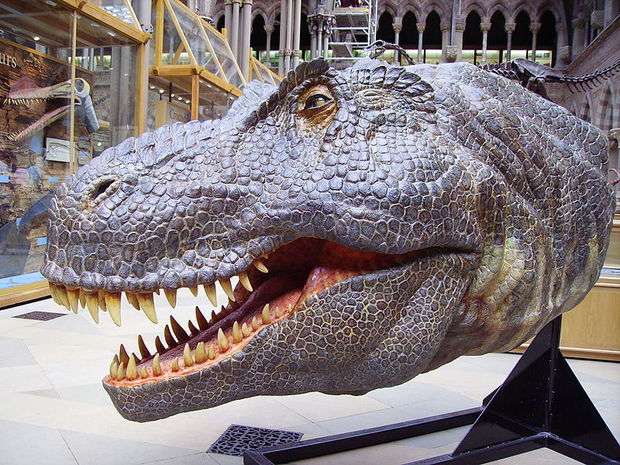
[92,0,140,28]
[207,30,245,87]
[75,14,138,154]
[0,3,75,290]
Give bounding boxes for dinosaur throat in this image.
[53,237,418,388]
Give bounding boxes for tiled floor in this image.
[0,288,618,465]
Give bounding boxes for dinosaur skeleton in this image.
[4,77,99,142]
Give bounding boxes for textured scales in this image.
[41,59,615,422]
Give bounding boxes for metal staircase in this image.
[329,0,377,67]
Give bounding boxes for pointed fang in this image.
[164,289,177,308]
[137,293,157,324]
[152,353,162,376]
[137,335,151,358]
[232,321,242,343]
[262,304,272,324]
[183,343,193,367]
[217,328,229,351]
[239,272,253,292]
[105,292,122,326]
[204,283,217,307]
[219,279,235,302]
[195,342,207,363]
[253,260,268,273]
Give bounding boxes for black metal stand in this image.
[243,316,620,465]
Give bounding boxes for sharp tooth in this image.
[109,360,118,379]
[251,316,260,330]
[98,291,107,311]
[183,343,193,367]
[171,358,180,372]
[232,321,242,343]
[116,362,126,380]
[253,260,268,273]
[217,328,229,351]
[140,367,149,378]
[126,293,140,310]
[275,306,283,318]
[48,283,61,305]
[155,336,166,354]
[137,335,151,358]
[152,353,162,376]
[170,315,189,341]
[203,283,217,306]
[219,278,235,302]
[79,289,87,308]
[211,310,218,323]
[208,343,216,359]
[127,355,137,380]
[242,322,252,337]
[262,304,272,324]
[239,272,253,292]
[55,285,71,309]
[105,292,122,326]
[195,306,209,330]
[195,342,207,363]
[164,325,176,347]
[119,344,130,366]
[85,292,99,323]
[112,354,119,366]
[137,293,158,324]
[164,289,177,308]
[67,289,79,313]
[188,286,198,297]
[188,320,199,335]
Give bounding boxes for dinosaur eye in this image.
[304,93,333,111]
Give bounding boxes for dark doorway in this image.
[377,11,395,43]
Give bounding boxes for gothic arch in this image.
[488,1,509,20]
[510,2,534,23]
[420,2,451,23]
[464,1,487,19]
[597,84,616,131]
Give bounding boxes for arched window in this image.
[216,16,225,31]
[599,87,614,131]
[423,11,442,63]
[513,10,532,57]
[538,11,557,66]
[488,10,507,62]
[250,15,267,53]
[400,11,418,49]
[463,11,482,64]
[377,11,395,43]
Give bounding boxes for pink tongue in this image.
[236,274,305,315]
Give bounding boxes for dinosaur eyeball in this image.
[304,94,332,111]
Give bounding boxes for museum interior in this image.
[0,0,618,464]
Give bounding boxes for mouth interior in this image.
[104,237,419,386]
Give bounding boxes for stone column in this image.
[316,17,323,58]
[555,23,570,68]
[264,23,274,64]
[505,22,515,62]
[416,22,425,62]
[455,19,465,62]
[224,0,232,37]
[440,22,450,62]
[239,0,252,80]
[285,0,294,72]
[480,20,490,64]
[309,16,318,58]
[323,16,334,59]
[231,0,241,59]
[571,16,586,60]
[529,22,541,62]
[392,20,401,64]
[292,0,302,68]
[278,0,287,74]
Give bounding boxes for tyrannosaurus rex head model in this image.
[41,59,615,422]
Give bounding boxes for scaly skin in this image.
[41,59,615,422]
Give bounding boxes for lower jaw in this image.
[103,238,421,388]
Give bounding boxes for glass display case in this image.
[0,0,145,304]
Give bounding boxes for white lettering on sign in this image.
[0,52,18,68]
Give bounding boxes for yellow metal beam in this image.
[52,0,149,44]
[191,73,200,120]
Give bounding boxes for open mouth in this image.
[48,238,425,387]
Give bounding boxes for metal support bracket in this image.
[243,316,620,465]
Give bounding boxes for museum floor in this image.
[0,287,618,465]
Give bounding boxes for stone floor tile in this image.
[0,419,78,465]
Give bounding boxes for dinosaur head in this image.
[41,59,613,421]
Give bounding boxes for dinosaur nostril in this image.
[87,176,119,204]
